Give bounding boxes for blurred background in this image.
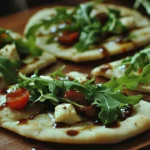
[0,0,139,17]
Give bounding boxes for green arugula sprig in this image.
[121,45,150,75]
[16,67,142,125]
[26,2,127,52]
[134,0,150,15]
[92,85,141,124]
[105,63,150,91]
[102,9,127,34]
[26,7,75,39]
[0,28,42,85]
[0,57,20,84]
[0,28,42,56]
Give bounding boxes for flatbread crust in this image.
[0,93,149,144]
[91,59,125,79]
[91,59,150,93]
[24,4,150,62]
[19,51,56,74]
[0,30,56,74]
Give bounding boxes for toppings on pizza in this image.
[0,28,42,56]
[0,28,56,87]
[24,2,150,62]
[0,66,149,143]
[92,45,150,94]
[3,67,143,126]
[66,71,88,83]
[54,103,81,124]
[0,1,150,144]
[92,45,150,87]
[25,2,128,52]
[6,88,29,110]
[58,32,79,46]
[121,45,150,75]
[134,0,150,15]
[0,57,20,86]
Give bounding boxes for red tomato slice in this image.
[0,33,7,43]
[0,33,8,39]
[6,88,29,110]
[64,90,87,105]
[58,32,79,46]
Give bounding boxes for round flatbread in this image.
[24,3,150,62]
[0,93,149,144]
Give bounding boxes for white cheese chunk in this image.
[0,44,20,60]
[54,103,81,124]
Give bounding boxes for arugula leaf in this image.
[59,97,84,108]
[75,21,101,52]
[74,2,93,25]
[16,68,142,125]
[134,0,150,15]
[104,74,140,91]
[0,28,42,57]
[26,2,127,52]
[139,63,150,84]
[44,7,74,29]
[91,85,141,124]
[25,23,43,39]
[0,57,20,84]
[122,45,150,75]
[0,29,14,48]
[102,9,127,34]
[15,37,42,56]
[36,90,59,105]
[105,63,150,92]
[92,86,120,124]
[26,7,74,38]
[75,8,127,52]
[49,66,66,78]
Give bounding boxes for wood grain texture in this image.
[0,0,150,149]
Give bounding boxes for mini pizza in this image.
[0,28,56,88]
[0,69,149,144]
[24,2,150,62]
[92,45,150,93]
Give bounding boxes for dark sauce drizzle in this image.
[66,130,79,136]
[0,89,7,95]
[0,102,8,110]
[105,122,120,128]
[99,46,110,61]
[119,105,134,120]
[18,111,41,125]
[54,122,70,128]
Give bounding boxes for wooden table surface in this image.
[0,0,150,150]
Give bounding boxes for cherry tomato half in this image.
[6,88,29,110]
[64,90,86,105]
[58,32,79,46]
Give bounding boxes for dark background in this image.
[0,0,136,17]
[0,0,60,16]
